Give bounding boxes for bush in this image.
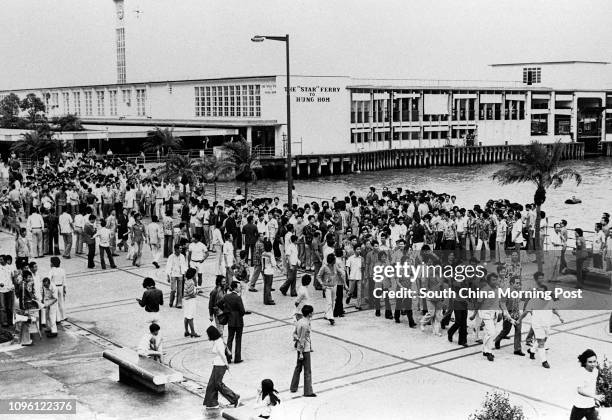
[469,391,526,420]
[598,357,612,408]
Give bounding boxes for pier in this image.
[260,142,585,179]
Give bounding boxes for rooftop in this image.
[489,60,610,67]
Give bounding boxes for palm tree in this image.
[222,139,261,200]
[197,154,234,201]
[11,131,62,163]
[144,127,183,157]
[492,141,582,270]
[156,153,200,188]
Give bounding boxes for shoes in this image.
[304,393,317,397]
[484,353,495,362]
[190,333,201,338]
[345,297,350,304]
[494,340,501,350]
[264,302,276,305]
[169,302,173,308]
[542,361,550,369]
[46,332,58,338]
[244,311,252,315]
[280,289,287,296]
[290,389,297,393]
[356,307,362,311]
[447,333,453,343]
[248,288,258,292]
[290,294,298,297]
[271,288,276,291]
[375,310,381,317]
[153,262,160,269]
[110,265,117,269]
[459,342,468,347]
[184,332,190,337]
[475,339,483,344]
[514,351,525,356]
[233,359,243,364]
[528,349,536,360]
[176,305,182,309]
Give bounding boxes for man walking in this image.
[83,215,97,269]
[290,304,316,397]
[219,281,245,363]
[248,233,265,292]
[27,207,45,258]
[280,234,299,297]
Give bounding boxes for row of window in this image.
[350,128,475,143]
[194,85,261,118]
[531,114,573,136]
[116,28,126,84]
[523,67,541,84]
[43,88,146,117]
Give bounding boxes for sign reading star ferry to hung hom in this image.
[262,84,342,103]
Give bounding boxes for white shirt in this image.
[188,242,208,262]
[294,285,311,314]
[0,265,13,292]
[95,227,112,247]
[73,213,85,229]
[573,367,599,408]
[59,212,73,234]
[223,241,234,267]
[166,253,187,277]
[346,254,363,280]
[212,338,226,366]
[27,213,44,230]
[48,267,66,287]
[592,231,605,253]
[511,220,524,244]
[286,242,299,266]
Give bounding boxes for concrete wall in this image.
[489,62,612,90]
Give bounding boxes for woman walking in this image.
[569,349,605,420]
[203,325,240,410]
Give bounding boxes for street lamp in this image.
[251,34,293,207]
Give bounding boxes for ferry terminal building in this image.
[1,60,611,164]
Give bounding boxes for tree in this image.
[144,127,183,156]
[222,139,261,200]
[156,153,200,187]
[197,153,234,201]
[0,93,21,127]
[11,131,62,162]
[52,114,83,131]
[492,141,582,270]
[20,93,46,125]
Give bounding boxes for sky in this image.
[1,0,611,90]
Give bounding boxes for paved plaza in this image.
[1,230,610,420]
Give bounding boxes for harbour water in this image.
[218,157,612,228]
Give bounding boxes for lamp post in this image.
[251,34,292,207]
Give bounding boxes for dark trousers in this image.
[576,258,586,287]
[448,309,468,345]
[263,274,274,304]
[227,326,243,362]
[313,262,323,289]
[290,351,313,395]
[569,406,598,420]
[494,318,522,351]
[163,235,173,258]
[280,266,297,296]
[333,284,344,317]
[87,242,96,268]
[245,243,256,266]
[48,230,60,255]
[0,291,14,327]
[203,365,239,407]
[99,246,116,269]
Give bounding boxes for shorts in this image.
[183,298,196,320]
[478,310,497,321]
[190,260,205,273]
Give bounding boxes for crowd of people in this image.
[0,150,610,417]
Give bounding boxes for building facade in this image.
[1,61,611,156]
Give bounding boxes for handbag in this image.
[217,310,229,325]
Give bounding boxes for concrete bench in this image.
[103,348,183,393]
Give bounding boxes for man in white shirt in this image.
[73,211,85,255]
[222,233,235,285]
[280,234,299,296]
[146,215,164,269]
[188,234,209,287]
[346,246,364,309]
[59,208,73,258]
[93,219,116,270]
[48,256,67,322]
[0,256,14,327]
[592,223,606,269]
[495,214,507,264]
[166,244,187,308]
[27,208,45,258]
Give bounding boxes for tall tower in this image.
[114,0,127,84]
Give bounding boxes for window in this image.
[523,67,541,84]
[62,92,70,114]
[51,93,59,110]
[96,91,105,116]
[84,91,93,116]
[531,99,549,110]
[121,89,131,106]
[531,115,548,135]
[606,114,612,133]
[136,89,146,116]
[229,86,235,117]
[555,115,571,135]
[194,84,261,118]
[116,28,126,84]
[109,90,117,116]
[248,85,254,117]
[73,92,81,115]
[254,85,261,117]
[223,86,229,116]
[235,86,241,117]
